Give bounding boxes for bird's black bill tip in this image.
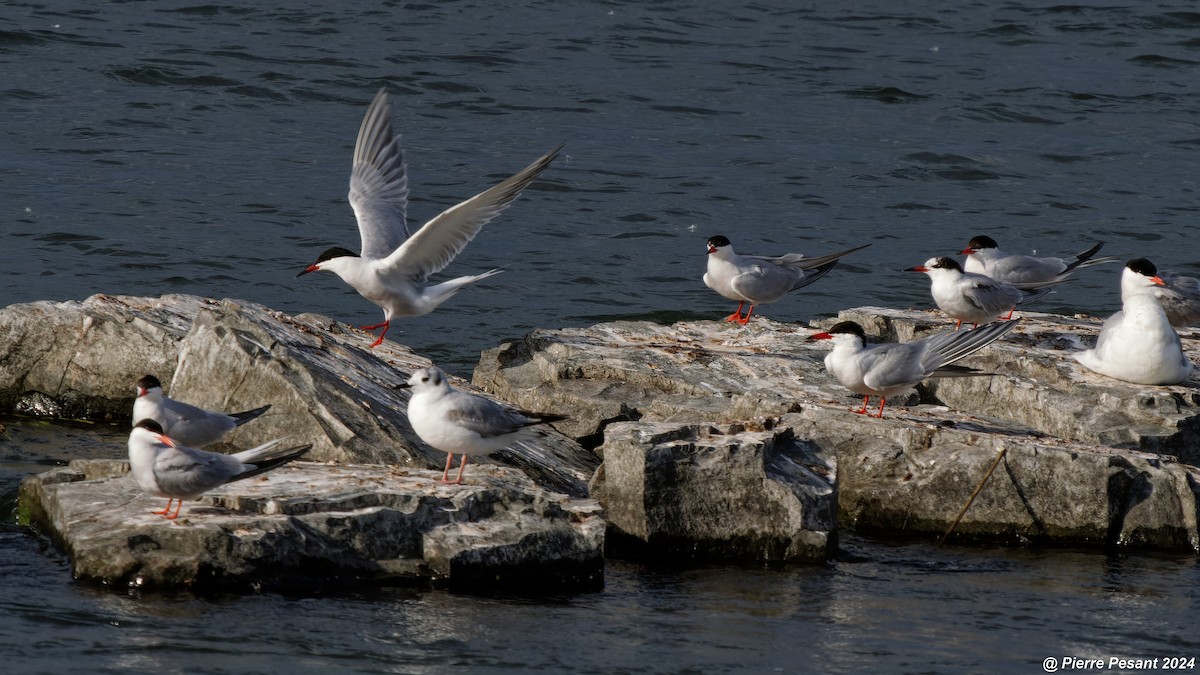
[296,265,318,278]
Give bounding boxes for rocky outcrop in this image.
[19,458,604,592]
[0,294,598,498]
[475,307,1200,552]
[591,421,836,562]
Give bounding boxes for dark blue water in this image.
[3,1,1200,671]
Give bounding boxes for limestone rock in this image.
[591,421,836,562]
[19,458,604,592]
[0,294,598,497]
[0,294,205,419]
[476,308,1200,552]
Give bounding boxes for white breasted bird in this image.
[808,318,1020,418]
[907,256,1049,329]
[960,234,1113,285]
[298,88,563,347]
[1074,258,1194,385]
[703,235,869,324]
[128,419,310,520]
[133,374,270,448]
[397,366,567,484]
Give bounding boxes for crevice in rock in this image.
[1002,455,1047,538]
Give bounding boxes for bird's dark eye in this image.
[421,376,430,382]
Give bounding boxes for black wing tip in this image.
[232,404,272,425]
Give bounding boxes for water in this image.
[2,0,1199,671]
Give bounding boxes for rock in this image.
[590,421,836,562]
[475,308,1200,552]
[18,458,604,592]
[0,294,205,419]
[0,294,598,498]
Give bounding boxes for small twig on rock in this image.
[940,446,1007,546]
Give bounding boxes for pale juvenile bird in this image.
[1074,258,1193,385]
[703,235,869,324]
[298,88,563,347]
[397,366,567,484]
[133,375,270,448]
[808,319,1019,418]
[128,419,310,520]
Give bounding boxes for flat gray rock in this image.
[475,308,1200,552]
[19,458,604,592]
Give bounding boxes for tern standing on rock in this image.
[808,319,1020,418]
[907,256,1049,329]
[133,374,271,448]
[960,235,1113,285]
[398,366,567,485]
[703,235,869,324]
[128,419,311,520]
[298,88,563,347]
[1074,258,1193,385]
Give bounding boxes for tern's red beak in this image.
[154,433,177,448]
[706,245,717,254]
[960,247,977,255]
[1152,276,1166,286]
[905,266,930,273]
[297,264,320,277]
[807,332,832,341]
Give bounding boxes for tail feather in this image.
[424,268,504,308]
[232,404,271,426]
[230,444,312,483]
[927,318,1020,369]
[1062,241,1106,274]
[231,438,284,463]
[764,243,872,271]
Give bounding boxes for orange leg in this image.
[723,302,746,323]
[954,319,963,331]
[453,456,469,485]
[151,499,175,516]
[440,453,455,483]
[852,396,871,415]
[1003,308,1015,320]
[163,500,184,520]
[872,398,887,418]
[735,305,756,325]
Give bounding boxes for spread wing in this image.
[379,143,563,281]
[348,88,410,260]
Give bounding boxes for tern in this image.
[808,318,1020,417]
[128,419,311,520]
[960,235,1113,285]
[298,88,563,347]
[907,256,1049,329]
[703,235,869,324]
[1074,259,1193,385]
[397,366,567,484]
[133,375,270,448]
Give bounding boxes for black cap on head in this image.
[137,374,162,390]
[1126,258,1158,277]
[930,256,963,272]
[827,321,867,340]
[707,235,731,249]
[134,419,165,434]
[966,235,998,250]
[314,247,359,264]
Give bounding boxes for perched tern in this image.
[961,235,1113,285]
[1154,272,1200,328]
[298,88,563,347]
[397,366,567,484]
[907,256,1049,329]
[128,419,311,520]
[133,375,270,448]
[808,319,1019,417]
[703,235,869,324]
[1074,259,1193,385]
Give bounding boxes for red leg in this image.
[723,302,745,323]
[440,453,454,483]
[1004,308,1015,320]
[852,396,870,415]
[736,305,756,325]
[454,456,469,485]
[162,500,184,520]
[873,398,886,418]
[360,317,388,343]
[151,499,175,516]
[954,319,963,331]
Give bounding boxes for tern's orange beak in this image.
[1152,275,1166,286]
